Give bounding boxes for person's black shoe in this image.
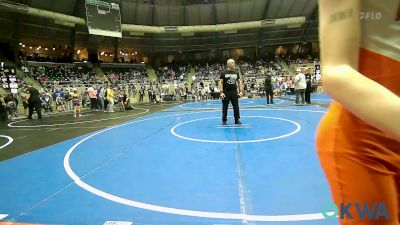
[222,121,227,125]
[235,119,242,125]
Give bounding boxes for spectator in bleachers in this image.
[104,68,149,85]
[25,64,102,88]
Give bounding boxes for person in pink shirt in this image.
[87,86,98,111]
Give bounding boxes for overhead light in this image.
[131,53,134,56]
[29,46,32,49]
[38,46,41,49]
[77,50,81,54]
[105,54,108,56]
[53,47,55,51]
[141,61,145,64]
[110,54,113,57]
[19,43,22,46]
[135,52,137,54]
[22,45,25,48]
[45,48,48,51]
[100,51,105,56]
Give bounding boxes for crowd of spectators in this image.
[193,63,223,80]
[24,64,103,88]
[156,64,188,84]
[239,59,286,77]
[239,58,322,97]
[103,67,150,85]
[0,55,325,122]
[280,54,320,66]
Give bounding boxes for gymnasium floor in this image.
[0,94,339,225]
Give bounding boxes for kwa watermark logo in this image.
[322,202,389,221]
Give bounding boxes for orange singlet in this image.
[316,1,400,224]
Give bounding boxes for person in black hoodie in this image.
[305,69,312,104]
[264,75,274,104]
[26,85,42,119]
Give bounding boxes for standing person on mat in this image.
[71,88,81,118]
[316,0,400,224]
[26,84,42,120]
[264,75,274,105]
[219,59,244,125]
[105,86,115,113]
[294,68,306,105]
[305,68,312,104]
[87,86,98,111]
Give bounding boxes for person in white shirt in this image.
[294,68,307,104]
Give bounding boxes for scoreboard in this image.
[85,0,122,38]
[1,65,18,93]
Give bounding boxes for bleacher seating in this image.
[25,62,103,88]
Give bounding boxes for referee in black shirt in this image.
[25,85,42,120]
[219,59,244,125]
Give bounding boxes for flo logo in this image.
[322,202,389,221]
